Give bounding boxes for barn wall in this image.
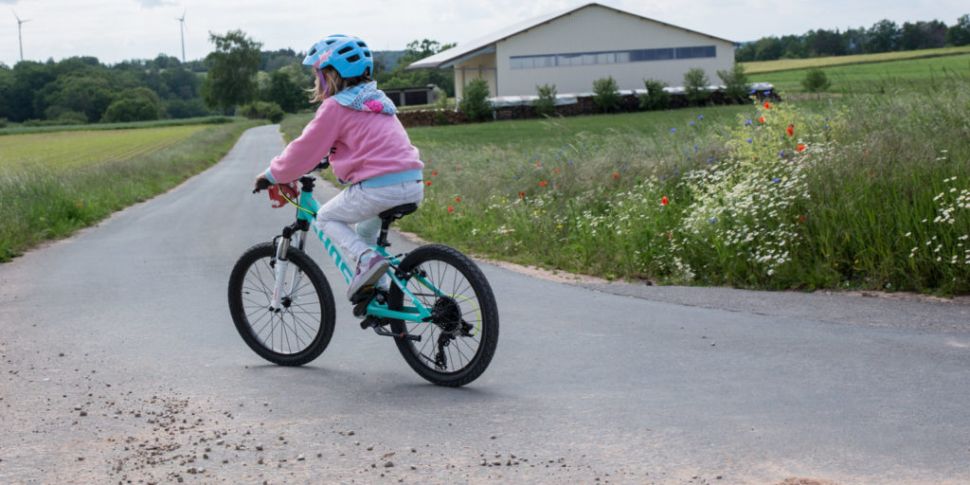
[495,5,735,96]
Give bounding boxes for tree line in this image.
[0,31,455,126]
[736,15,970,62]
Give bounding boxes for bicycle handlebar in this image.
[252,158,330,194]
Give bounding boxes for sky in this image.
[1,0,968,66]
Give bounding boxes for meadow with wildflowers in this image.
[282,82,970,294]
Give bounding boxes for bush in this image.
[239,101,285,123]
[165,98,211,119]
[54,111,89,125]
[533,84,558,117]
[592,77,621,113]
[717,64,750,104]
[459,78,492,122]
[102,88,162,123]
[0,118,6,129]
[684,68,710,106]
[639,79,671,110]
[802,68,831,93]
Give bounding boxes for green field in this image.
[0,120,261,261]
[281,79,970,294]
[741,46,970,74]
[0,116,235,137]
[0,125,209,171]
[748,53,970,93]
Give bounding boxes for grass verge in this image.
[280,83,970,294]
[0,120,262,262]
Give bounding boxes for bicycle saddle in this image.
[379,203,418,222]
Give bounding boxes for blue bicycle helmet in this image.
[303,35,373,78]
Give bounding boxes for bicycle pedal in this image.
[360,316,381,330]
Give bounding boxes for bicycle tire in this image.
[388,244,499,387]
[228,242,336,366]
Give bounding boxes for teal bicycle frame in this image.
[282,183,440,324]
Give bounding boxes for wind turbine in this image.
[175,10,186,63]
[13,10,31,62]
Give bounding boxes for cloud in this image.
[134,0,175,7]
[0,0,19,4]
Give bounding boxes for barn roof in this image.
[407,2,735,69]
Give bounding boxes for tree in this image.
[459,78,491,122]
[8,61,56,122]
[717,64,749,103]
[533,84,557,117]
[866,20,900,53]
[263,68,307,113]
[38,73,116,122]
[683,68,710,106]
[202,30,262,114]
[377,39,457,96]
[946,15,970,46]
[801,68,831,93]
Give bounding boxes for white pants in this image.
[316,181,424,265]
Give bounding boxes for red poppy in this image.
[447,206,455,213]
[425,181,432,186]
[661,196,669,206]
[553,167,561,175]
[538,180,549,188]
[796,143,807,152]
[454,196,462,203]
[518,191,526,199]
[786,124,794,137]
[431,170,438,177]
[612,171,621,180]
[764,101,772,109]
[758,116,766,124]
[797,215,807,224]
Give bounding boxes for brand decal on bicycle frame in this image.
[316,226,356,284]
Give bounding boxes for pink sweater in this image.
[267,99,423,184]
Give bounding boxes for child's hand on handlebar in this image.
[253,174,273,193]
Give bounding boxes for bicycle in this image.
[227,163,499,387]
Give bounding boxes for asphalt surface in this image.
[2,125,970,484]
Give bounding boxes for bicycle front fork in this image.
[269,226,306,311]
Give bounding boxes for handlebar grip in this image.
[253,177,273,193]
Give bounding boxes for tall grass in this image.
[401,82,970,294]
[0,121,261,261]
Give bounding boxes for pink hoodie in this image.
[267,98,423,185]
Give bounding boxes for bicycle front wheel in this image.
[228,242,336,366]
[389,244,499,387]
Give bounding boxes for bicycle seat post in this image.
[376,203,419,248]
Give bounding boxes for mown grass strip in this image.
[0,120,263,262]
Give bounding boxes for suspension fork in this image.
[270,222,307,310]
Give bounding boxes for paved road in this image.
[2,125,969,484]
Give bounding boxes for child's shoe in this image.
[347,251,389,301]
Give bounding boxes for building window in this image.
[509,45,717,69]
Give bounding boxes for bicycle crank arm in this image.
[371,324,421,342]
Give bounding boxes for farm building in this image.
[408,2,736,100]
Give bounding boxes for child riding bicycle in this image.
[254,34,424,302]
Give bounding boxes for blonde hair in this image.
[309,66,372,103]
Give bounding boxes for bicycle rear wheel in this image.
[388,244,499,387]
[228,242,336,366]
